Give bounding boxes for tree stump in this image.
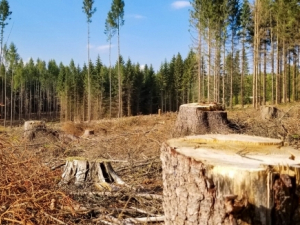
[260,106,281,120]
[60,157,125,190]
[173,103,231,137]
[23,120,46,141]
[81,129,95,138]
[161,134,300,225]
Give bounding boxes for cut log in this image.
[23,120,46,141]
[161,134,300,225]
[173,103,231,137]
[60,157,125,189]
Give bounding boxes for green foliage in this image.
[107,0,125,29]
[82,0,96,23]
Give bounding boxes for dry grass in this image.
[0,113,176,224]
[2,104,300,224]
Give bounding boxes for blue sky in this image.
[6,0,192,71]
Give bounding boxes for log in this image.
[173,103,231,137]
[160,134,300,225]
[23,120,46,141]
[60,157,125,189]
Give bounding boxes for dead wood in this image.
[23,120,46,141]
[60,158,125,188]
[161,134,300,225]
[173,103,233,137]
[260,105,282,120]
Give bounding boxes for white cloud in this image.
[128,14,146,19]
[171,1,191,9]
[96,44,115,52]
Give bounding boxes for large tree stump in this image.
[60,157,125,190]
[161,134,300,225]
[173,103,231,137]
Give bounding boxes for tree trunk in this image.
[161,134,300,225]
[173,103,230,138]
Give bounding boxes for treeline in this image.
[190,0,300,108]
[2,0,300,125]
[0,42,276,125]
[0,45,201,123]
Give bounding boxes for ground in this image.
[1,103,300,224]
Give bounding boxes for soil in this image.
[1,103,300,224]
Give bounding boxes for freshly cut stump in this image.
[60,157,124,190]
[81,129,95,138]
[23,120,46,141]
[173,103,230,137]
[161,134,300,225]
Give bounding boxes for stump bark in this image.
[260,106,281,120]
[23,120,46,141]
[173,103,231,137]
[60,157,124,190]
[161,134,300,225]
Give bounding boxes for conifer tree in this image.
[4,42,18,127]
[239,0,251,107]
[227,0,240,108]
[107,0,125,117]
[0,0,11,121]
[82,0,96,121]
[105,11,116,118]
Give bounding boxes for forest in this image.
[0,0,300,125]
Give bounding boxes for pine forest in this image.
[0,0,300,125]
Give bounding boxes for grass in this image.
[2,103,300,224]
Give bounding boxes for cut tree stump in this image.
[161,134,300,225]
[260,106,281,120]
[60,157,125,190]
[23,120,46,141]
[81,129,95,138]
[173,103,231,137]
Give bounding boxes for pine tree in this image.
[105,11,116,118]
[107,0,125,118]
[239,0,251,107]
[0,0,11,123]
[4,42,18,127]
[227,0,240,108]
[82,0,96,121]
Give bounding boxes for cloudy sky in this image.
[7,0,192,71]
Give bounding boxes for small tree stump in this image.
[161,134,300,225]
[260,106,281,120]
[81,129,95,138]
[173,103,230,137]
[60,157,124,190]
[23,120,46,141]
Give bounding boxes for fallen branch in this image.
[93,215,122,225]
[69,191,163,200]
[129,206,160,217]
[124,216,165,223]
[43,211,67,225]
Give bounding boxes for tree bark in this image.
[60,158,124,189]
[173,103,230,138]
[23,120,46,141]
[161,134,300,225]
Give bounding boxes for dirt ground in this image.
[1,103,300,224]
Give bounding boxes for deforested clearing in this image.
[1,103,300,224]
